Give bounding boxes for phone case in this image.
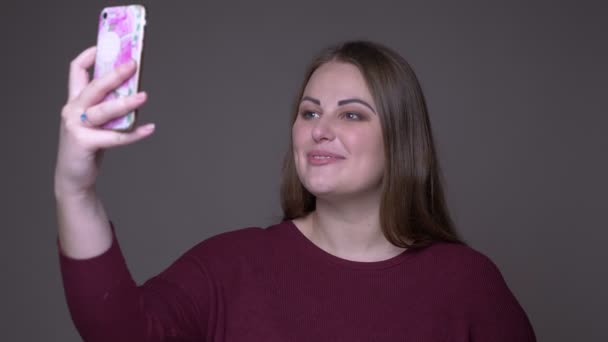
[93,5,146,131]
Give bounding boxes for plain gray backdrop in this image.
[1,0,606,340]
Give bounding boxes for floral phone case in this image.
[93,5,146,131]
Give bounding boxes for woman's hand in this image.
[54,46,155,199]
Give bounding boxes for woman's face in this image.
[293,61,385,200]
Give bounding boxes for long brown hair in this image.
[281,41,462,248]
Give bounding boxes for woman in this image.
[55,41,536,341]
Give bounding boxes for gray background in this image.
[1,0,606,340]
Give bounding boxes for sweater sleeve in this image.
[58,222,211,341]
[466,255,537,342]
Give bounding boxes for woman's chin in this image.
[307,187,336,197]
[306,185,356,201]
[304,179,383,202]
[304,182,339,197]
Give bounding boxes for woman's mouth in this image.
[307,150,345,165]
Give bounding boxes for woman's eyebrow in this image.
[338,98,376,114]
[300,96,377,114]
[301,96,321,105]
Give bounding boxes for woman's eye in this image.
[301,111,320,119]
[343,112,362,120]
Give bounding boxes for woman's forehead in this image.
[303,62,373,103]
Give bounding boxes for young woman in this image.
[55,41,536,341]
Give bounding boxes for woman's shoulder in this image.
[181,221,291,262]
[416,241,530,319]
[420,241,495,265]
[416,241,508,286]
[202,220,288,244]
[422,243,536,339]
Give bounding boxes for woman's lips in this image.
[306,150,345,166]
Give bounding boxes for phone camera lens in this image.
[103,12,107,19]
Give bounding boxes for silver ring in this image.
[80,112,89,124]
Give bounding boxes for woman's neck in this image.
[296,195,406,262]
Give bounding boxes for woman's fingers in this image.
[57,46,155,198]
[68,46,97,101]
[74,60,138,110]
[62,90,153,152]
[81,92,148,127]
[81,123,156,150]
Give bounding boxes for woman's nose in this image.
[311,117,336,143]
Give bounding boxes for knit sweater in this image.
[59,220,536,341]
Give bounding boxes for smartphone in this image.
[93,5,147,131]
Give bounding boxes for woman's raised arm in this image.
[54,46,155,259]
[54,48,208,341]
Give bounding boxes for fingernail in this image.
[119,60,136,71]
[135,92,147,100]
[143,123,156,132]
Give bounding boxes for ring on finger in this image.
[80,111,91,125]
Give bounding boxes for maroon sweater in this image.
[59,220,536,341]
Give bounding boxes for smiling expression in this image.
[292,61,385,200]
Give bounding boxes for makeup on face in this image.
[306,149,346,166]
[300,96,377,115]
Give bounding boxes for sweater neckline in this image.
[285,220,414,270]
